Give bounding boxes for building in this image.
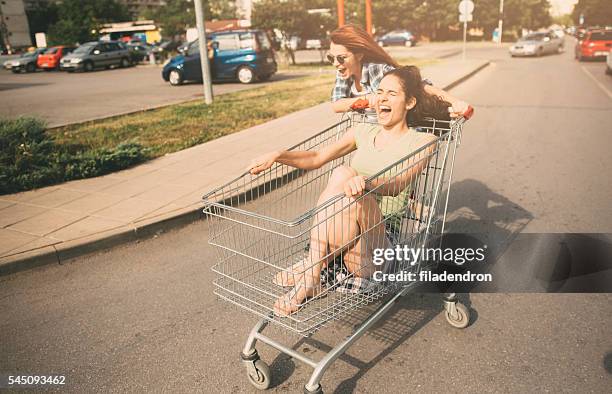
[99,20,162,43]
[0,0,32,49]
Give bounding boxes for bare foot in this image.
[273,275,320,316]
[273,257,311,287]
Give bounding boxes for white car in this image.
[509,32,563,57]
[606,49,612,75]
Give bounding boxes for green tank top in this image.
[350,123,437,230]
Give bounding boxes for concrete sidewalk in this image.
[0,58,489,274]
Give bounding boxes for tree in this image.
[25,0,59,42]
[472,0,552,40]
[143,0,238,40]
[47,0,129,45]
[252,0,335,64]
[571,0,612,26]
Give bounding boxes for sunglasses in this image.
[326,53,351,64]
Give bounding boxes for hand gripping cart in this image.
[202,108,473,393]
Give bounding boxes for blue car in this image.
[377,30,417,47]
[162,29,277,86]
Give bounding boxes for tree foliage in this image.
[25,0,59,42]
[252,0,335,40]
[252,0,553,42]
[47,0,130,45]
[144,0,237,39]
[571,0,612,26]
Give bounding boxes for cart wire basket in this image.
[202,111,472,393]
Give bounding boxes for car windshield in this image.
[187,41,200,56]
[73,45,95,54]
[589,31,612,40]
[523,33,547,41]
[45,48,59,54]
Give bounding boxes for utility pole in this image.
[194,0,213,104]
[337,0,345,27]
[365,0,372,35]
[497,0,504,44]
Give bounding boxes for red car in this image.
[37,45,75,70]
[575,29,612,61]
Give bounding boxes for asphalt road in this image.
[0,64,309,128]
[1,45,611,393]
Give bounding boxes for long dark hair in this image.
[330,24,399,68]
[383,66,451,126]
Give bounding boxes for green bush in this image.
[0,117,146,195]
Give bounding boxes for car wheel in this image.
[83,61,94,72]
[120,57,130,68]
[536,47,543,57]
[168,69,183,86]
[237,66,255,84]
[11,68,20,74]
[26,63,36,73]
[404,40,413,47]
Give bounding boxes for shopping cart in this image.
[202,109,472,393]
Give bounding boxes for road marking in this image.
[581,66,612,101]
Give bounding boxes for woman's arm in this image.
[331,94,375,113]
[248,128,357,174]
[424,85,469,117]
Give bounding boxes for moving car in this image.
[60,41,131,72]
[37,46,75,70]
[162,30,277,86]
[4,48,47,73]
[575,29,612,61]
[377,30,416,47]
[509,32,563,57]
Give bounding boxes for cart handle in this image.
[462,105,474,120]
[352,100,474,120]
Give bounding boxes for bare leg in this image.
[274,166,357,287]
[274,166,387,315]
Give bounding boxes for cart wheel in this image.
[246,359,271,390]
[445,303,470,329]
[304,384,323,394]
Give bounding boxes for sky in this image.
[548,0,578,17]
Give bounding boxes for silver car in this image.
[60,41,131,72]
[509,32,563,57]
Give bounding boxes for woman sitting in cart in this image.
[328,24,468,117]
[248,65,455,316]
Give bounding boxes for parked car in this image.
[60,41,131,72]
[4,48,47,73]
[377,30,416,47]
[162,30,277,86]
[575,29,612,61]
[37,46,75,70]
[509,32,563,57]
[606,49,612,75]
[127,43,153,63]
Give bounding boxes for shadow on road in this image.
[0,82,52,91]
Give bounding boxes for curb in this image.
[0,60,491,277]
